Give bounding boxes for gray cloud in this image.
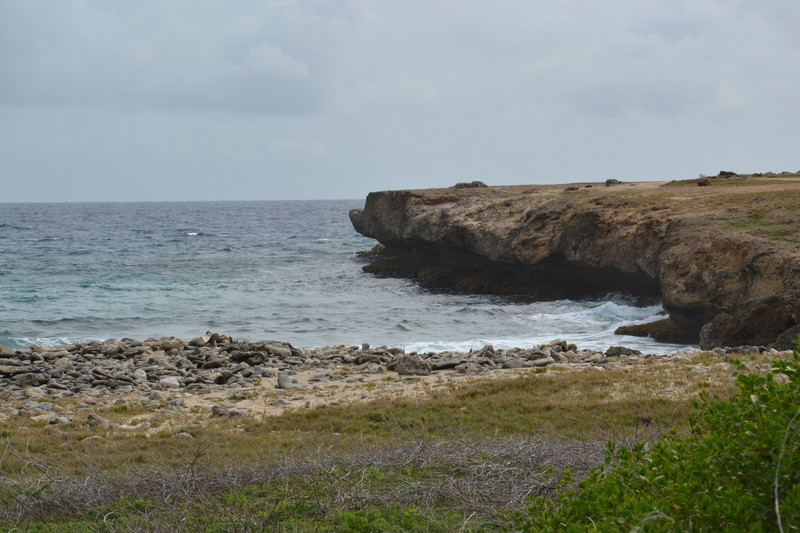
[0,0,798,202]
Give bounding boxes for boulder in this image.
[396,356,431,376]
[772,325,800,351]
[605,346,643,358]
[529,356,555,367]
[699,291,800,349]
[0,345,15,357]
[431,356,466,370]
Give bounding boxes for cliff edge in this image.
[350,174,800,349]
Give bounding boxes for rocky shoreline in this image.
[0,332,787,428]
[350,175,800,349]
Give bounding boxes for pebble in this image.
[0,332,704,422]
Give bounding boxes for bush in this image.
[510,340,800,532]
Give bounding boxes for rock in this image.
[190,332,212,347]
[697,176,711,187]
[0,345,15,357]
[159,376,181,388]
[431,357,467,370]
[214,371,233,385]
[211,405,230,418]
[772,325,800,351]
[454,362,482,373]
[396,356,431,376]
[699,291,800,349]
[605,178,622,186]
[615,319,696,344]
[356,244,385,257]
[605,346,642,358]
[350,182,800,348]
[473,345,496,359]
[452,181,487,188]
[87,413,109,428]
[672,347,700,358]
[53,357,75,371]
[133,368,147,381]
[202,355,227,369]
[529,356,555,367]
[0,364,32,376]
[355,353,381,365]
[24,386,47,399]
[276,372,308,390]
[15,373,49,387]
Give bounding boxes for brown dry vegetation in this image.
[0,348,787,530]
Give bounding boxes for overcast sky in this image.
[1,1,798,202]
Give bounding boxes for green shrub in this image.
[510,339,800,532]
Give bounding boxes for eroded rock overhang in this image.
[350,182,800,349]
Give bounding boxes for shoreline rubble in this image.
[0,333,784,427]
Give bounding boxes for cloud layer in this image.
[1,0,798,201]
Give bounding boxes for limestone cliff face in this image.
[350,179,800,348]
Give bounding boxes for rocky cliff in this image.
[350,175,800,349]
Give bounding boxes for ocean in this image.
[0,200,690,353]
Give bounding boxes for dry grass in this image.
[0,349,786,530]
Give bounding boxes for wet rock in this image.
[605,346,642,358]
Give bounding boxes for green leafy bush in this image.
[510,341,800,532]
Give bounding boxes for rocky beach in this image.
[0,330,786,430]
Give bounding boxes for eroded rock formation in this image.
[350,178,800,348]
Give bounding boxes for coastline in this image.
[0,332,785,427]
[350,175,800,349]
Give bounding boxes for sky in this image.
[1,1,798,202]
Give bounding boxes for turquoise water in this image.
[0,201,688,353]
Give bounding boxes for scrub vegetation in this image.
[1,346,796,531]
